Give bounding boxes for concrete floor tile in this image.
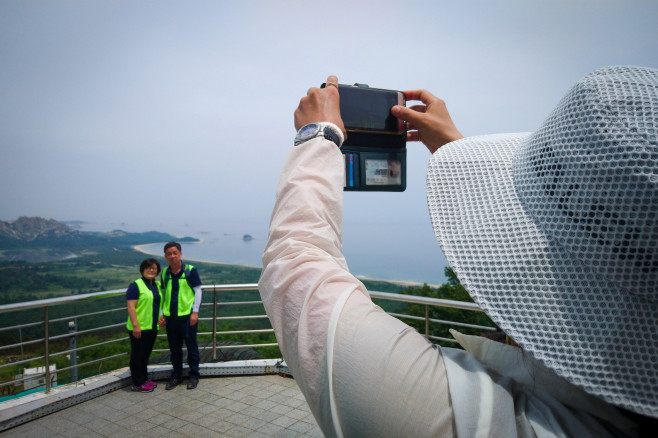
[160,416,188,431]
[2,375,320,437]
[272,414,298,428]
[270,403,295,416]
[288,420,315,434]
[226,424,256,437]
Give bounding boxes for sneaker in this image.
[165,377,181,390]
[144,380,158,390]
[131,383,154,393]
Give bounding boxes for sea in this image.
[76,216,449,286]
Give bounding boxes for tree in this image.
[397,267,495,346]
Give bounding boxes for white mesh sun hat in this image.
[427,66,658,418]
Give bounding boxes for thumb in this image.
[391,105,425,127]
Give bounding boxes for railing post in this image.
[69,319,78,382]
[425,304,429,339]
[212,288,218,361]
[44,306,50,393]
[19,327,24,360]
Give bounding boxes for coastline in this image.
[132,243,263,270]
[355,276,441,289]
[133,244,439,288]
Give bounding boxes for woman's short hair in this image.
[139,258,161,275]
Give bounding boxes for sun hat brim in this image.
[426,132,658,418]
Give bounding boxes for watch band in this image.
[294,122,344,148]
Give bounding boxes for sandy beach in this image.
[354,276,441,289]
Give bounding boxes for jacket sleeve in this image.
[259,138,456,438]
[259,138,370,436]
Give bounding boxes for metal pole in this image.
[44,306,50,393]
[69,319,78,382]
[425,304,429,339]
[212,288,218,361]
[19,327,24,360]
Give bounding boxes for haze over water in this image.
[77,215,448,285]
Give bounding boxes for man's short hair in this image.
[164,241,181,253]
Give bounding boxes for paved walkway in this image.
[1,375,322,437]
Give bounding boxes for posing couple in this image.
[126,241,202,392]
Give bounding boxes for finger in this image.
[403,89,437,104]
[392,105,426,126]
[406,131,420,142]
[326,75,339,89]
[409,105,427,114]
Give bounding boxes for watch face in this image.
[298,123,319,140]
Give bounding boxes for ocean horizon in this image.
[77,216,449,286]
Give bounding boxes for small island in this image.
[242,234,253,242]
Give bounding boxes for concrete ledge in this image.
[0,359,290,432]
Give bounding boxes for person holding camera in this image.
[259,69,657,437]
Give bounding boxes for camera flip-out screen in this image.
[322,82,407,192]
[344,153,405,191]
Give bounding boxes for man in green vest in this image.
[162,241,203,390]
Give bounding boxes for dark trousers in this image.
[165,315,200,379]
[129,330,157,387]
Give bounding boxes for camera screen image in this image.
[365,159,402,186]
[340,86,403,133]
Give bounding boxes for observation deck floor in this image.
[1,373,321,437]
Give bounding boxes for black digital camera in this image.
[322,83,407,192]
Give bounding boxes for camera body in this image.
[323,83,407,192]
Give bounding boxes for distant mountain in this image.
[0,216,77,242]
[0,216,198,252]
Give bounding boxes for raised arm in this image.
[260,77,458,438]
[259,75,368,434]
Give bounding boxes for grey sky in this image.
[1,0,657,236]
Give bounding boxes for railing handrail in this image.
[369,290,482,311]
[0,289,127,314]
[0,284,261,315]
[0,284,482,315]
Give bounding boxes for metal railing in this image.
[0,284,494,398]
[369,291,496,343]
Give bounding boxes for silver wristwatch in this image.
[294,122,344,147]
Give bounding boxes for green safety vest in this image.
[162,264,196,317]
[126,278,163,331]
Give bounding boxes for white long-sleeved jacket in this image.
[259,137,637,438]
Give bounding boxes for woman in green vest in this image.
[126,258,163,392]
